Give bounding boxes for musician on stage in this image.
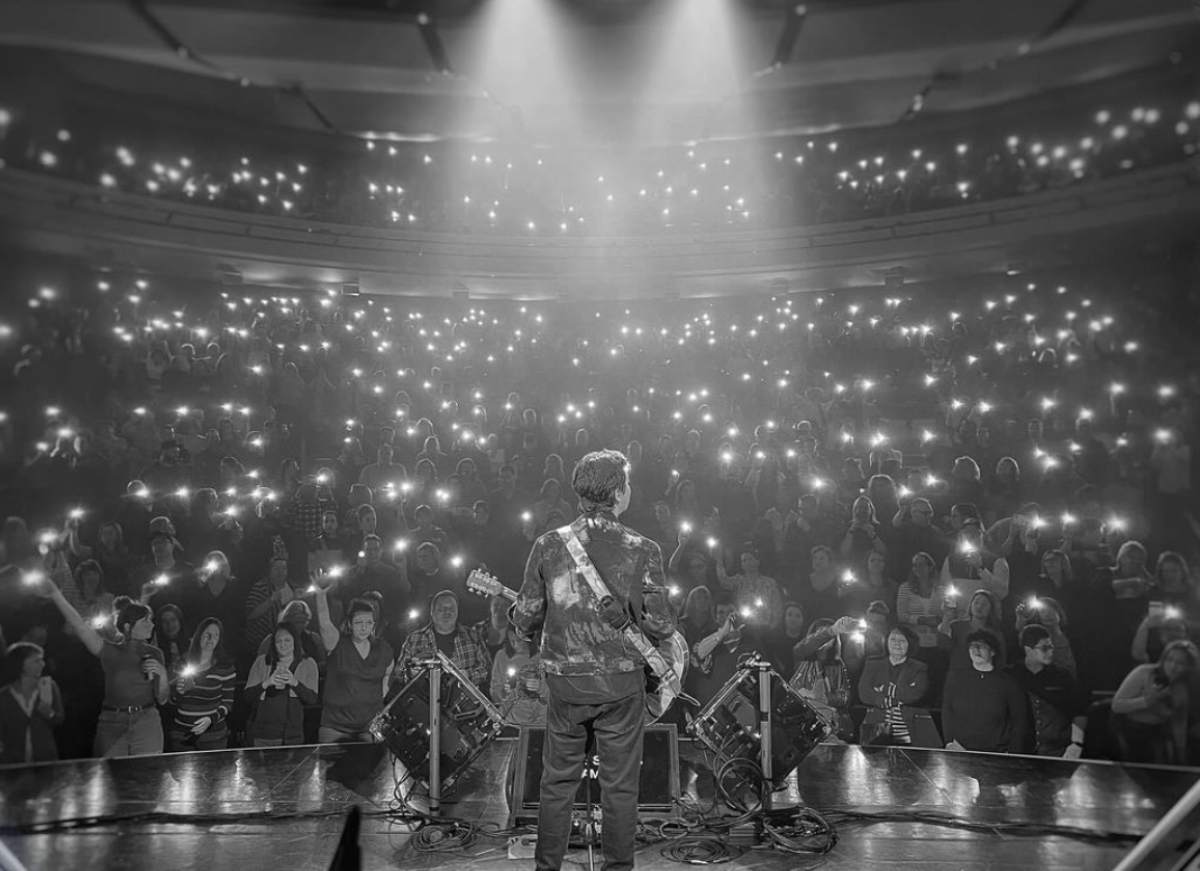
[510,449,676,871]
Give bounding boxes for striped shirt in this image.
[895,581,953,648]
[170,662,238,731]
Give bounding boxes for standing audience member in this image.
[312,582,393,743]
[942,630,1029,753]
[0,642,64,764]
[167,617,237,752]
[36,582,168,757]
[715,544,784,631]
[244,623,320,746]
[1111,640,1199,765]
[1006,625,1086,758]
[489,627,548,727]
[857,625,939,747]
[940,589,1007,671]
[395,590,492,690]
[789,617,858,741]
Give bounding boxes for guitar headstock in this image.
[466,569,504,598]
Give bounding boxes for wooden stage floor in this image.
[1,739,1197,870]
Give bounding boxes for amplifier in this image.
[506,724,680,828]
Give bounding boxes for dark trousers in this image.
[536,690,644,871]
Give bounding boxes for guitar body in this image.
[641,629,688,721]
[468,569,688,722]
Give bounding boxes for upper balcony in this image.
[2,153,1197,298]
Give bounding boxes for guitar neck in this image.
[468,571,520,603]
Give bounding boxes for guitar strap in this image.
[556,525,671,677]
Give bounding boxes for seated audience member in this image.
[490,626,548,727]
[789,616,858,741]
[1111,639,1199,765]
[941,630,1029,753]
[940,589,1007,671]
[395,590,491,690]
[312,585,394,744]
[0,642,64,764]
[858,625,940,747]
[244,623,320,746]
[1006,624,1086,758]
[36,580,168,757]
[167,617,237,752]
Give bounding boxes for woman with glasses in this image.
[1005,625,1086,758]
[857,625,940,747]
[941,630,1029,753]
[312,575,394,743]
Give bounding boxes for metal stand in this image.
[428,659,442,815]
[687,653,829,811]
[370,649,505,814]
[583,741,597,871]
[755,657,773,811]
[1112,777,1200,871]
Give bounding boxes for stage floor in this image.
[1,739,1197,870]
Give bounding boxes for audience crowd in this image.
[1,80,1197,234]
[0,259,1198,770]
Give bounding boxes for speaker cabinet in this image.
[506,724,680,828]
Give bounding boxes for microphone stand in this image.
[583,732,597,871]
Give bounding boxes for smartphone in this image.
[1148,601,1166,620]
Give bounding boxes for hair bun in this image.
[112,595,133,610]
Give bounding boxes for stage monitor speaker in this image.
[688,662,827,789]
[371,664,505,794]
[506,724,679,827]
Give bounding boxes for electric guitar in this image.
[466,569,688,721]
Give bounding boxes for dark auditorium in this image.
[0,1,1198,869]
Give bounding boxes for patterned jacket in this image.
[512,509,675,678]
[395,622,492,690]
